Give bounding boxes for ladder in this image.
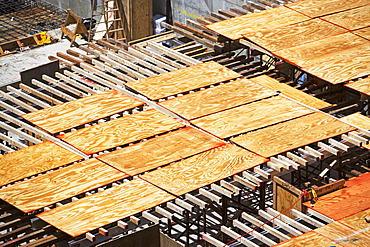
[89,0,129,42]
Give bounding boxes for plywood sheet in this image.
[346,77,370,97]
[244,18,347,52]
[97,127,225,176]
[37,178,175,237]
[339,208,370,236]
[303,173,370,221]
[231,112,356,157]
[57,109,184,155]
[159,78,276,120]
[271,231,337,246]
[205,6,310,40]
[249,75,331,109]
[274,32,368,68]
[354,27,370,40]
[126,61,241,100]
[340,112,370,129]
[321,5,370,30]
[0,158,128,213]
[314,221,370,246]
[191,96,313,139]
[0,141,82,187]
[140,144,267,196]
[303,43,370,84]
[22,90,144,134]
[286,0,370,18]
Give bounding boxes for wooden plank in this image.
[340,112,370,130]
[97,127,224,176]
[339,208,370,236]
[126,61,241,100]
[314,221,370,246]
[230,112,356,157]
[140,144,267,196]
[0,141,82,187]
[58,109,184,155]
[346,77,370,97]
[249,75,331,109]
[159,78,276,120]
[37,178,175,237]
[0,91,38,112]
[0,158,128,213]
[274,32,368,68]
[302,43,370,84]
[354,26,370,40]
[7,86,51,109]
[19,84,63,106]
[321,5,370,30]
[303,173,370,221]
[273,231,337,247]
[205,6,309,40]
[22,90,143,134]
[285,0,370,18]
[191,96,312,138]
[244,19,347,52]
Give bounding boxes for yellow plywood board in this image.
[274,231,338,247]
[354,26,370,40]
[126,61,241,100]
[191,96,313,139]
[57,109,184,155]
[339,208,370,236]
[22,90,144,134]
[140,144,267,196]
[303,43,370,84]
[340,112,370,130]
[97,127,225,176]
[249,75,331,109]
[0,141,82,187]
[321,5,370,30]
[286,0,370,18]
[314,221,370,246]
[274,32,368,68]
[205,6,309,40]
[231,112,356,157]
[0,158,128,213]
[244,18,347,52]
[159,78,276,120]
[346,77,370,96]
[37,178,175,237]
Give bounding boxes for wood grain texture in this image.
[140,144,267,196]
[21,90,144,134]
[274,32,367,68]
[205,6,309,40]
[286,0,370,18]
[274,231,339,247]
[58,109,184,155]
[244,19,347,52]
[303,43,370,84]
[340,112,370,129]
[37,178,175,237]
[231,112,356,158]
[314,221,370,246]
[159,78,276,120]
[346,77,370,97]
[249,75,331,109]
[321,5,370,30]
[97,127,225,176]
[354,27,370,40]
[339,208,370,236]
[0,158,128,213]
[303,173,370,221]
[126,61,241,100]
[191,96,313,139]
[0,141,82,187]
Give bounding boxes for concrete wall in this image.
[171,0,258,23]
[44,0,92,18]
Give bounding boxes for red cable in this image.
[219,191,307,246]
